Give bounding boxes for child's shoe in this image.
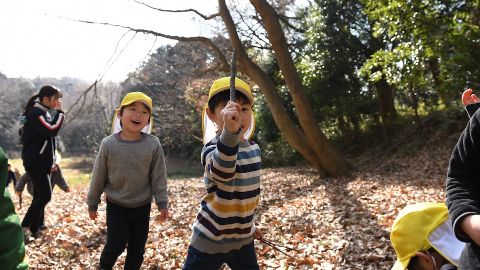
[22,228,32,243]
[39,224,48,231]
[31,231,43,239]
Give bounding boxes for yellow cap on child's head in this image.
[390,202,465,270]
[208,77,254,105]
[120,92,153,114]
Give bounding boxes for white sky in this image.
[0,0,219,82]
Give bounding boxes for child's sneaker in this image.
[22,228,32,243]
[31,231,43,239]
[39,224,48,231]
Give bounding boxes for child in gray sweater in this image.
[86,92,168,270]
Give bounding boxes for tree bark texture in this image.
[375,78,395,140]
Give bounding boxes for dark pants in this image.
[459,241,480,270]
[182,241,260,270]
[99,199,151,270]
[21,167,51,234]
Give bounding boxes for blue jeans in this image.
[182,241,260,270]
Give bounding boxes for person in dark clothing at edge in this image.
[19,85,65,241]
[446,89,480,269]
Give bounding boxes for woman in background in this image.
[20,85,65,241]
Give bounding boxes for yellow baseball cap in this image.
[202,77,255,144]
[208,77,254,105]
[111,92,153,134]
[391,203,465,270]
[120,92,153,113]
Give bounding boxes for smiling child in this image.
[86,92,168,270]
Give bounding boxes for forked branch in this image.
[134,0,220,20]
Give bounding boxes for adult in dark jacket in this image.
[15,164,70,230]
[20,85,65,240]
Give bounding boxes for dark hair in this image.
[407,248,437,270]
[22,85,61,116]
[208,90,250,114]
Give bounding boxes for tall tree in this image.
[77,0,356,177]
[298,0,383,143]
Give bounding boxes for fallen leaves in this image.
[12,146,452,269]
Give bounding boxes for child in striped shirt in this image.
[182,77,263,270]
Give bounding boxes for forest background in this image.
[2,0,480,268]
[1,0,479,173]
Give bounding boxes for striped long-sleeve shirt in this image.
[190,128,261,254]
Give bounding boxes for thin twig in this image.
[230,49,237,102]
[134,0,220,20]
[259,238,301,261]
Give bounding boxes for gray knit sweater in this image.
[86,133,168,211]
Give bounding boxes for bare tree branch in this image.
[170,78,203,143]
[66,17,231,74]
[64,81,98,126]
[134,0,220,20]
[192,63,222,74]
[278,14,305,33]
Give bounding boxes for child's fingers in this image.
[88,211,97,220]
[473,94,480,103]
[463,89,475,105]
[157,209,169,222]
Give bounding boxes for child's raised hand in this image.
[221,101,242,134]
[88,210,98,220]
[156,209,169,222]
[462,89,480,106]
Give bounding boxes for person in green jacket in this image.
[0,147,28,270]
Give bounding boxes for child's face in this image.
[118,101,150,135]
[209,99,252,142]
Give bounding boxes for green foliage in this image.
[296,0,383,145]
[360,0,480,105]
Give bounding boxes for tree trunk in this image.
[428,58,449,107]
[375,78,395,140]
[338,116,354,144]
[409,82,422,129]
[221,0,355,177]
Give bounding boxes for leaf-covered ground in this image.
[12,144,452,270]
